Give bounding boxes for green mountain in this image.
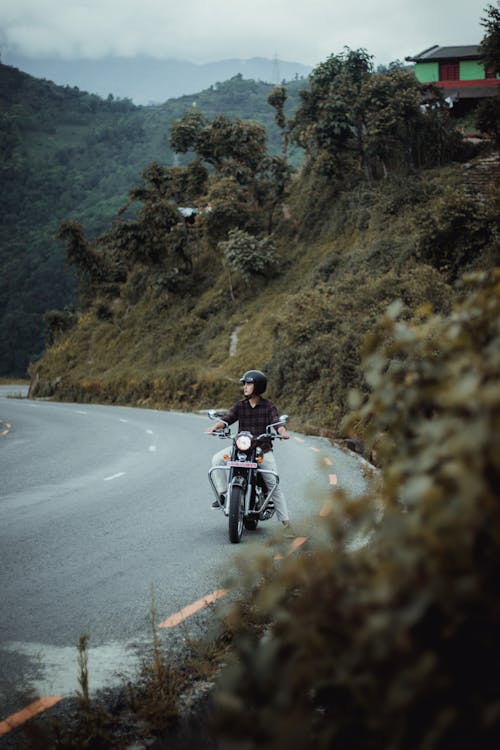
[0,63,304,376]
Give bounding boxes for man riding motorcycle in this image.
[207,369,292,530]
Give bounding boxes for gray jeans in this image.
[211,446,290,522]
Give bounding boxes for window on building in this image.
[485,66,497,79]
[439,61,459,81]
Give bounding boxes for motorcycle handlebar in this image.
[207,411,288,440]
[208,430,284,440]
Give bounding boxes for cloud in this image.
[0,0,489,66]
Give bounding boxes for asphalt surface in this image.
[0,392,368,733]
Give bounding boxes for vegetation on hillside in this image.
[30,35,499,436]
[0,66,304,376]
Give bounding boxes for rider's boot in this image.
[211,492,226,509]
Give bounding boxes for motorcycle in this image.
[208,410,288,543]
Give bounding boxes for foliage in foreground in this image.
[210,270,500,749]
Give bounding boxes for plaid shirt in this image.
[223,397,280,452]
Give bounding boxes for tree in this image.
[169,112,267,173]
[290,48,374,177]
[478,2,500,145]
[169,110,290,242]
[268,86,288,158]
[219,228,278,298]
[480,2,500,74]
[56,221,113,309]
[292,48,463,180]
[57,221,104,282]
[360,69,423,176]
[168,111,206,155]
[197,177,257,248]
[477,96,500,146]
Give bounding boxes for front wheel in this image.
[228,484,245,543]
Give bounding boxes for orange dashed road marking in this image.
[320,500,333,517]
[159,588,229,628]
[290,536,308,551]
[0,697,63,737]
[274,536,309,560]
[294,436,304,443]
[329,473,338,485]
[1,430,8,437]
[323,457,333,466]
[310,446,320,453]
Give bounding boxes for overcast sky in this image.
[0,0,492,67]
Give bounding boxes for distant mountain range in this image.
[1,53,312,105]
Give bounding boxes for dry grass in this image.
[31,156,498,438]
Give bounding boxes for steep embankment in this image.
[31,153,500,434]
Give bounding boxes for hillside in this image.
[3,42,499,437]
[26,43,500,438]
[0,63,305,376]
[30,151,500,437]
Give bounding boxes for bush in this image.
[414,188,493,281]
[220,229,279,282]
[44,308,78,346]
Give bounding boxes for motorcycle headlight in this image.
[236,434,252,451]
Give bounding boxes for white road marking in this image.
[104,472,125,481]
[148,445,157,452]
[146,429,154,435]
[74,410,87,415]
[119,419,129,423]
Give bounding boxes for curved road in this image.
[0,391,367,730]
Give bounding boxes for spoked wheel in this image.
[228,484,245,543]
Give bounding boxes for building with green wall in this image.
[406,44,499,115]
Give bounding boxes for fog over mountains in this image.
[2,52,312,104]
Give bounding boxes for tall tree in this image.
[480,2,500,74]
[477,2,500,146]
[169,113,267,173]
[290,48,373,177]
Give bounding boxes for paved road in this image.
[0,394,368,728]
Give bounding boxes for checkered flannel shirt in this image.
[222,397,281,452]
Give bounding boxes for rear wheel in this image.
[244,485,261,531]
[228,484,244,543]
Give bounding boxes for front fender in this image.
[230,475,247,491]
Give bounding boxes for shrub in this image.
[220,229,279,283]
[44,308,78,346]
[414,188,493,281]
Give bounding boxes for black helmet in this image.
[240,369,267,395]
